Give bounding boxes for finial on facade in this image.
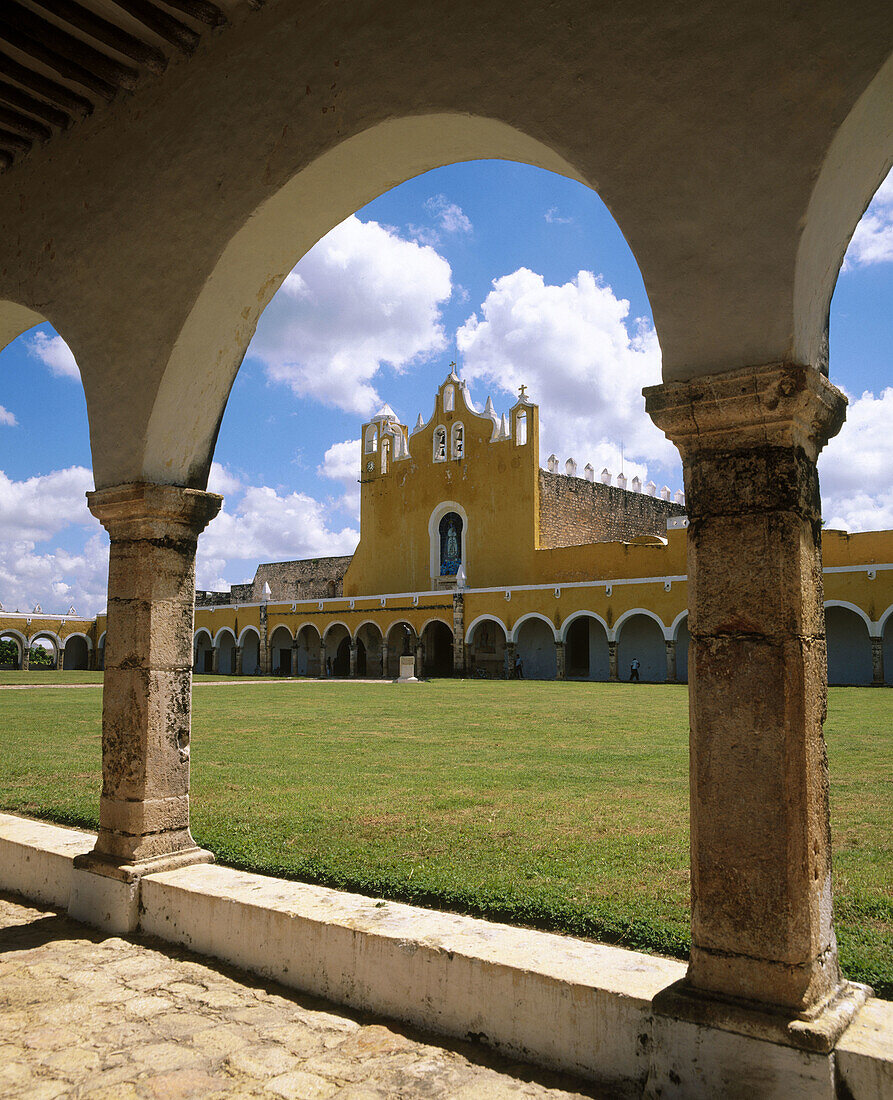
[33,603,41,613]
[456,562,466,589]
[674,489,686,505]
[645,480,657,496]
[616,472,627,490]
[601,468,611,485]
[565,458,577,477]
[68,605,77,615]
[412,413,425,434]
[447,361,460,382]
[547,454,559,473]
[372,403,398,422]
[262,582,271,600]
[584,464,594,482]
[660,486,671,500]
[631,476,641,493]
[499,412,510,439]
[517,383,530,403]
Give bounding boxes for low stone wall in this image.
[538,471,684,548]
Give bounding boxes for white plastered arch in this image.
[612,608,668,643]
[237,625,262,647]
[28,630,62,655]
[267,623,295,643]
[419,616,452,637]
[322,621,351,645]
[293,622,322,643]
[464,614,508,645]
[62,631,93,650]
[824,600,875,637]
[558,610,610,643]
[0,628,27,653]
[212,627,237,647]
[510,612,559,644]
[143,114,587,488]
[193,628,213,645]
[353,619,384,644]
[670,609,690,641]
[428,500,469,582]
[877,603,893,635]
[385,619,419,641]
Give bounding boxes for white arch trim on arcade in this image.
[237,625,262,647]
[352,619,385,643]
[418,616,453,637]
[193,628,213,645]
[63,631,93,650]
[322,621,352,644]
[28,630,63,653]
[464,614,508,645]
[212,626,237,646]
[558,610,610,644]
[877,603,893,635]
[510,612,560,644]
[612,607,669,642]
[293,622,322,642]
[384,619,420,640]
[823,600,875,637]
[670,609,689,641]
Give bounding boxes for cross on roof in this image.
[518,384,527,398]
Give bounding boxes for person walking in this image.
[630,657,640,681]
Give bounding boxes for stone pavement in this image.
[0,894,608,1100]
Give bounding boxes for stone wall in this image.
[196,556,353,606]
[538,471,685,548]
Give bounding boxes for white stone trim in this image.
[877,603,893,635]
[384,618,419,640]
[28,630,63,654]
[823,600,875,637]
[558,611,610,643]
[267,623,296,644]
[418,616,453,637]
[669,609,690,640]
[509,612,560,643]
[236,625,261,647]
[212,626,237,646]
[612,608,668,642]
[353,619,384,642]
[464,614,508,645]
[322,621,351,644]
[292,622,322,643]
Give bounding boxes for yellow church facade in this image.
[2,373,892,686]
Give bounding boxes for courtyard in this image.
[1,677,889,999]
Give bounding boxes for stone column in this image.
[57,645,65,671]
[645,363,866,1038]
[665,638,677,683]
[452,593,465,676]
[555,640,566,680]
[259,604,270,675]
[291,639,300,677]
[349,641,358,678]
[71,483,222,929]
[234,645,242,676]
[88,646,97,671]
[22,643,29,671]
[608,641,618,682]
[504,641,516,678]
[318,642,327,678]
[414,640,423,679]
[379,641,388,678]
[871,636,884,686]
[210,645,219,674]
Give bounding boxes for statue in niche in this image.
[439,512,463,576]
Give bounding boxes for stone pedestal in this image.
[555,640,566,679]
[645,363,867,1043]
[665,639,677,683]
[871,636,884,686]
[396,656,418,683]
[70,482,222,931]
[608,641,618,682]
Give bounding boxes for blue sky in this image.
[1,162,891,615]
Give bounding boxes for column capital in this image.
[644,363,847,462]
[87,482,222,541]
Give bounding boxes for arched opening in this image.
[96,632,106,671]
[884,610,893,687]
[239,628,261,675]
[467,618,506,679]
[63,634,90,671]
[825,605,872,685]
[421,620,453,678]
[194,629,213,673]
[0,631,25,670]
[323,624,350,678]
[616,613,665,683]
[514,616,557,680]
[295,625,321,677]
[269,625,294,676]
[216,630,237,676]
[29,633,60,670]
[675,615,691,684]
[356,622,384,678]
[564,615,610,681]
[386,621,417,679]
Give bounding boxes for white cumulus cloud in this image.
[0,466,109,616]
[819,387,893,531]
[317,438,361,521]
[27,331,81,380]
[0,405,17,426]
[456,268,678,485]
[247,215,452,416]
[843,168,893,270]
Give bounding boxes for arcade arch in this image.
[883,606,893,687]
[673,614,691,684]
[514,615,557,680]
[386,621,417,679]
[825,604,873,686]
[238,627,261,676]
[355,621,384,678]
[294,624,321,677]
[29,632,61,669]
[193,629,213,674]
[421,619,453,678]
[63,633,91,672]
[214,629,237,676]
[0,629,26,670]
[323,622,351,677]
[466,616,506,679]
[269,625,294,676]
[562,613,610,681]
[615,610,666,683]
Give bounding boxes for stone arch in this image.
[466,616,507,679]
[141,115,588,490]
[616,612,666,682]
[214,628,237,675]
[29,631,61,668]
[323,622,351,678]
[193,628,213,674]
[96,631,106,671]
[421,619,454,678]
[561,613,610,681]
[63,632,91,671]
[294,623,321,677]
[355,620,384,678]
[509,612,558,644]
[673,613,691,684]
[0,628,27,669]
[794,54,893,375]
[514,615,557,680]
[269,624,294,676]
[385,620,418,679]
[238,626,261,675]
[825,604,873,685]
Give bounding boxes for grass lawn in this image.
[0,679,889,997]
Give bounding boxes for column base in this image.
[70,846,214,933]
[652,976,871,1054]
